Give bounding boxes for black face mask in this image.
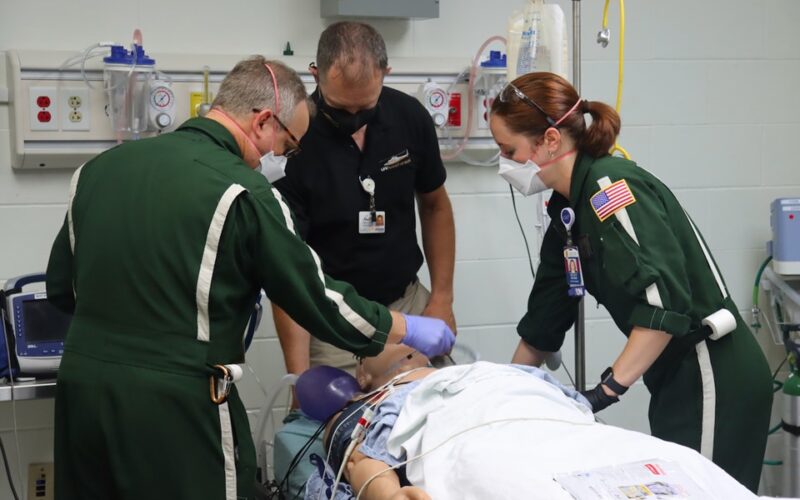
[318,93,378,136]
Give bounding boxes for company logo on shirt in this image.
[380,149,411,171]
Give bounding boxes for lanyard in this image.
[360,176,377,221]
[560,208,586,297]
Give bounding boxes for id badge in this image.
[563,245,585,297]
[359,211,386,234]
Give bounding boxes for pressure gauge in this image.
[428,90,445,108]
[148,81,176,131]
[418,81,449,129]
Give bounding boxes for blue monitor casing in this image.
[0,310,16,378]
[771,198,800,275]
[7,291,68,373]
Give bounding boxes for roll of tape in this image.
[224,364,244,382]
[702,309,737,340]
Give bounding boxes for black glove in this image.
[580,383,619,413]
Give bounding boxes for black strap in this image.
[783,420,800,437]
[601,367,629,396]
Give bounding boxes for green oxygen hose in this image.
[751,255,773,330]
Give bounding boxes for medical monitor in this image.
[7,291,69,373]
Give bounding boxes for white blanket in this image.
[386,361,757,500]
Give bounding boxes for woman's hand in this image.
[388,486,431,500]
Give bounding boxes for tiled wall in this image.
[0,0,798,497]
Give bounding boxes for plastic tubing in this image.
[441,36,507,161]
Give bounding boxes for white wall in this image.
[0,0,798,497]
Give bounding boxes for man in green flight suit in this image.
[45,56,454,500]
[490,72,772,492]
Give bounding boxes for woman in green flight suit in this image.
[489,72,772,492]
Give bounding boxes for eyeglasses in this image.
[252,108,302,158]
[499,83,556,127]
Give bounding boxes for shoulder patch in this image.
[590,179,636,222]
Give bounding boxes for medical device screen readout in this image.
[21,299,71,343]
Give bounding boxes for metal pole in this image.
[572,0,586,392]
[576,301,586,390]
[572,0,581,94]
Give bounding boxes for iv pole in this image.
[572,0,586,392]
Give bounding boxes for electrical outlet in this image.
[27,462,53,500]
[29,86,58,131]
[476,92,495,130]
[59,87,90,131]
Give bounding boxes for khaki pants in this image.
[309,280,431,374]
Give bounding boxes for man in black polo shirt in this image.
[272,21,456,379]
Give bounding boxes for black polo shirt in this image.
[274,86,446,305]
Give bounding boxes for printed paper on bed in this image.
[554,459,710,499]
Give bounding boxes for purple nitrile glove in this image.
[400,314,456,358]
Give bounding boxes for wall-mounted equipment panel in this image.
[4,50,498,169]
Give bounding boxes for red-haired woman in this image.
[490,71,771,492]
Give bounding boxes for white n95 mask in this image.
[259,151,288,183]
[498,156,547,196]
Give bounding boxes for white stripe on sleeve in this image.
[684,211,728,299]
[597,176,664,308]
[271,188,376,339]
[196,184,247,342]
[67,163,85,255]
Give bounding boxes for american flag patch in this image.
[590,180,636,221]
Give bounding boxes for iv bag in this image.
[507,0,569,81]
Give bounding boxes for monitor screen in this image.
[21,299,71,343]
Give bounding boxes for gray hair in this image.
[212,56,310,122]
[316,21,388,83]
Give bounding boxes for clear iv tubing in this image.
[72,42,139,93]
[440,68,502,167]
[54,41,138,100]
[440,35,507,162]
[253,373,298,454]
[252,372,297,483]
[126,30,144,141]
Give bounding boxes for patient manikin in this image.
[273,345,435,500]
[308,347,588,500]
[307,346,586,500]
[322,345,435,500]
[305,347,759,500]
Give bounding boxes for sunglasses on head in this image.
[499,83,557,127]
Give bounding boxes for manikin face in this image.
[356,344,431,390]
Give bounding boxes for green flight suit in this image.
[518,153,772,492]
[45,118,393,500]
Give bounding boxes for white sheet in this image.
[386,361,758,500]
